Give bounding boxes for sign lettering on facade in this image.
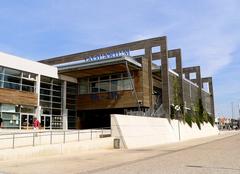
[85,49,130,62]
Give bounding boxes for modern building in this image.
[0,36,215,130]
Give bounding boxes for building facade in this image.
[0,52,76,129]
[0,36,215,129]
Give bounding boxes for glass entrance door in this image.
[20,114,34,129]
[41,115,51,129]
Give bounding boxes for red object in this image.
[33,119,40,128]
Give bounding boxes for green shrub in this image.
[185,113,192,127]
[208,115,215,127]
[203,111,209,123]
[195,117,201,130]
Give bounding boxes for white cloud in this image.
[131,0,240,76]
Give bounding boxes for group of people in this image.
[0,117,40,129]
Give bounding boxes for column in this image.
[208,78,215,117]
[174,50,184,115]
[62,81,68,130]
[145,47,153,109]
[161,38,170,116]
[35,74,41,121]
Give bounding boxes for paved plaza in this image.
[0,131,239,174]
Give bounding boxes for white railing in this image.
[0,127,111,150]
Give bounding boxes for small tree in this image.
[171,77,183,120]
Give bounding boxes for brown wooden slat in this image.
[0,88,37,106]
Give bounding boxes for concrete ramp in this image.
[0,137,113,161]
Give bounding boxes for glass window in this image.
[52,103,61,109]
[1,113,20,128]
[123,79,132,90]
[42,108,51,115]
[79,79,88,94]
[0,66,3,73]
[4,82,20,90]
[52,97,61,103]
[22,79,35,92]
[67,87,77,94]
[52,109,61,115]
[5,68,21,77]
[53,79,61,85]
[40,82,51,89]
[53,90,61,97]
[99,81,109,92]
[22,79,34,87]
[53,85,61,91]
[30,73,37,80]
[22,85,35,92]
[22,72,37,80]
[111,80,123,91]
[40,95,51,101]
[111,74,121,79]
[4,75,21,83]
[40,89,51,95]
[90,82,99,93]
[22,72,29,78]
[21,106,35,113]
[86,72,134,94]
[67,82,77,88]
[40,101,51,108]
[41,76,52,83]
[1,104,16,112]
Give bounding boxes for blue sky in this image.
[0,0,239,117]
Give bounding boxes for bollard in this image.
[50,131,53,144]
[63,131,66,144]
[33,132,35,146]
[113,138,120,149]
[90,129,92,140]
[12,134,15,149]
[101,128,103,138]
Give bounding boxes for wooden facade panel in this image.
[0,88,37,106]
[61,64,139,78]
[133,71,142,92]
[77,91,144,110]
[141,58,150,107]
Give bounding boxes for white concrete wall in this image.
[111,114,219,149]
[0,52,58,78]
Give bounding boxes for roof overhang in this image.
[58,56,142,78]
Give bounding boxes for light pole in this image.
[231,102,234,120]
[238,102,240,119]
[174,105,181,141]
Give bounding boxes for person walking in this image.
[33,117,40,130]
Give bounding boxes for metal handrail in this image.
[0,127,111,150]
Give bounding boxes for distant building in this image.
[215,117,239,130]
